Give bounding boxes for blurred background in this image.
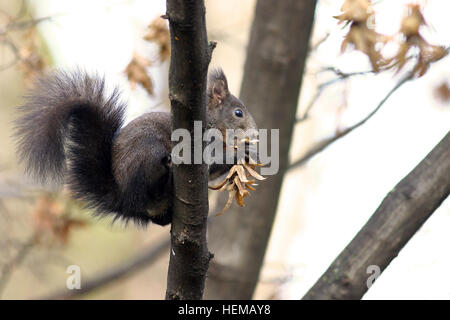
[0,0,448,299]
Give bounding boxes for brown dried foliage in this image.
[124,17,170,95]
[32,194,86,245]
[144,17,170,62]
[210,158,266,216]
[124,52,154,95]
[336,1,448,77]
[17,29,47,85]
[434,82,450,103]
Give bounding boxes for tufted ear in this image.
[208,68,229,105]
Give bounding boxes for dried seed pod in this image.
[209,159,266,216]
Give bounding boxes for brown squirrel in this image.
[15,68,257,226]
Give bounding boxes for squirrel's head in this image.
[206,68,257,137]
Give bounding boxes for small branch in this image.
[0,236,35,297]
[0,9,55,72]
[0,56,20,72]
[41,214,219,299]
[303,131,450,300]
[41,239,170,300]
[0,37,22,70]
[0,0,25,24]
[3,16,53,33]
[297,67,376,123]
[290,72,413,170]
[297,77,339,123]
[309,32,330,52]
[293,44,449,167]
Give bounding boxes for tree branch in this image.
[0,236,35,297]
[41,215,220,300]
[289,72,414,170]
[302,131,450,300]
[297,67,377,123]
[165,0,212,300]
[40,238,170,300]
[3,16,53,33]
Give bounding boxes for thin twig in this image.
[4,16,53,33]
[290,72,413,170]
[40,237,170,300]
[0,12,54,71]
[297,67,376,122]
[0,236,35,297]
[0,37,22,71]
[39,213,220,300]
[309,32,330,52]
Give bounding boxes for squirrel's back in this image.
[113,111,173,225]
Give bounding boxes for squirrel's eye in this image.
[234,109,243,118]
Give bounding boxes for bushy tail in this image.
[15,70,125,219]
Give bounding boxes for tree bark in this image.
[165,0,214,300]
[303,131,450,300]
[205,0,317,299]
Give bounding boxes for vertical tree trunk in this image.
[303,132,450,300]
[165,0,214,300]
[205,0,317,299]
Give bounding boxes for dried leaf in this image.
[434,82,450,103]
[334,0,372,24]
[336,2,448,77]
[209,158,266,216]
[245,181,257,192]
[341,22,388,72]
[32,194,86,245]
[235,190,245,207]
[209,178,228,190]
[18,28,47,85]
[235,165,249,183]
[124,53,154,95]
[242,162,266,181]
[144,17,171,61]
[400,4,426,37]
[216,191,234,216]
[389,5,448,77]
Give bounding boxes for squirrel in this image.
[14,68,257,226]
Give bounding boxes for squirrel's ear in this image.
[208,68,229,105]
